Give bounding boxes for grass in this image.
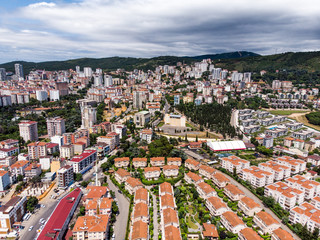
[186,122,197,131]
[267,110,308,115]
[186,216,198,230]
[157,122,164,127]
[188,206,194,215]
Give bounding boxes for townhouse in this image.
[224,184,245,201]
[132,202,149,223]
[238,197,262,216]
[206,196,229,216]
[275,156,306,174]
[163,165,179,178]
[196,182,217,199]
[211,172,230,188]
[167,157,182,166]
[115,168,131,184]
[265,182,304,210]
[184,172,204,185]
[271,228,295,240]
[162,208,179,229]
[164,225,181,240]
[220,211,246,234]
[134,188,149,205]
[114,157,130,168]
[159,182,174,196]
[132,157,147,169]
[238,228,263,240]
[259,161,290,181]
[150,157,165,167]
[144,167,161,180]
[221,155,250,174]
[199,165,216,179]
[241,166,274,188]
[130,220,148,240]
[160,194,176,211]
[85,198,113,216]
[253,211,280,234]
[185,158,200,171]
[125,177,143,195]
[201,223,219,240]
[285,175,320,200]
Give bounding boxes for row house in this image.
[125,177,143,195]
[206,196,229,216]
[238,228,263,240]
[224,184,245,201]
[240,166,274,188]
[285,175,320,200]
[238,197,262,217]
[167,157,182,166]
[185,159,200,171]
[162,207,179,230]
[115,168,131,184]
[201,223,219,240]
[184,172,204,185]
[275,156,306,174]
[132,202,149,223]
[130,220,148,240]
[265,182,304,210]
[144,167,161,180]
[211,172,230,188]
[164,225,181,240]
[163,165,179,178]
[259,161,290,181]
[114,157,130,168]
[85,197,113,216]
[241,118,258,127]
[196,182,217,199]
[134,188,149,205]
[292,130,313,140]
[199,165,216,179]
[160,194,176,211]
[289,202,320,233]
[159,182,174,196]
[253,211,281,235]
[243,125,260,134]
[220,211,246,234]
[220,155,250,174]
[132,158,147,168]
[150,157,165,167]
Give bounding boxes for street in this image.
[106,176,130,240]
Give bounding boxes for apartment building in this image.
[18,120,38,142]
[163,165,179,178]
[69,149,97,174]
[60,144,74,159]
[275,156,306,174]
[9,160,30,177]
[265,182,304,210]
[259,161,290,181]
[238,197,262,217]
[73,215,110,240]
[253,211,280,234]
[115,168,131,183]
[185,159,200,171]
[140,129,153,144]
[125,177,143,195]
[27,142,47,159]
[224,184,245,201]
[167,157,182,166]
[311,196,320,209]
[184,172,203,185]
[0,147,19,159]
[0,171,10,191]
[58,165,74,189]
[199,165,216,179]
[24,163,42,179]
[206,197,229,216]
[221,155,250,174]
[211,172,230,188]
[46,117,66,137]
[285,175,320,200]
[132,158,147,168]
[144,167,161,180]
[201,223,219,240]
[241,166,274,188]
[85,198,112,216]
[196,182,217,199]
[150,157,165,167]
[114,157,130,168]
[220,211,245,234]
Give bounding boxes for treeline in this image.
[306,112,320,126]
[176,102,236,138]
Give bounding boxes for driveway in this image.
[216,169,300,240]
[107,176,130,240]
[151,193,159,240]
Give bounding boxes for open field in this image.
[266,109,308,115]
[288,112,320,131]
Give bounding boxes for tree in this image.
[195,135,198,142]
[80,181,89,188]
[256,187,264,196]
[79,206,85,216]
[26,196,39,212]
[17,174,23,182]
[75,173,83,182]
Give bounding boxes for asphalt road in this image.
[107,176,129,240]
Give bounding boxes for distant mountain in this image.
[0,51,258,73]
[2,51,320,74]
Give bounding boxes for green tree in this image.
[75,173,83,181]
[26,196,39,212]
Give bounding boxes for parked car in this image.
[29,226,33,231]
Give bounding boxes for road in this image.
[152,193,159,240]
[216,169,300,240]
[107,176,130,240]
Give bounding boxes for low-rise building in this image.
[159,182,174,196]
[167,157,182,166]
[238,227,263,240]
[144,167,161,180]
[164,225,182,240]
[132,158,147,168]
[150,157,165,167]
[24,163,41,179]
[132,202,149,223]
[221,155,250,174]
[184,172,204,185]
[115,168,131,183]
[185,158,200,171]
[259,161,290,181]
[275,156,306,174]
[162,207,179,229]
[163,165,179,178]
[224,184,245,201]
[220,211,245,234]
[238,197,262,216]
[285,175,320,200]
[160,194,176,211]
[114,157,130,168]
[199,165,216,179]
[134,188,149,205]
[211,172,230,188]
[125,177,143,195]
[0,171,10,191]
[9,160,29,177]
[130,220,148,240]
[60,144,74,159]
[253,211,280,234]
[202,223,219,240]
[206,196,229,216]
[241,166,274,188]
[271,228,295,240]
[196,182,217,199]
[73,215,110,240]
[140,129,153,144]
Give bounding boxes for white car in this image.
[29,226,33,231]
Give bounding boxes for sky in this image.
[0,0,320,63]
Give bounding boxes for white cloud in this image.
[0,0,320,62]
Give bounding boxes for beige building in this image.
[18,120,38,142]
[206,197,229,216]
[164,114,186,127]
[132,158,147,168]
[150,157,165,167]
[60,144,74,159]
[115,168,131,183]
[73,215,110,240]
[114,157,130,168]
[253,211,280,234]
[125,177,143,195]
[144,167,161,180]
[238,197,262,217]
[134,111,151,128]
[163,165,179,178]
[185,158,200,171]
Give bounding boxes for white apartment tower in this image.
[0,68,6,81]
[19,120,38,142]
[14,63,24,78]
[81,105,97,129]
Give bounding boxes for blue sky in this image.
[0,0,320,63]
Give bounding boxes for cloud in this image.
[0,0,320,62]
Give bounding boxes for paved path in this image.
[152,193,159,240]
[107,176,130,240]
[216,169,300,240]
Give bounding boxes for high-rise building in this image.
[14,63,24,78]
[36,90,48,101]
[50,90,60,101]
[81,105,97,129]
[133,91,146,109]
[104,75,113,87]
[0,68,6,81]
[55,82,69,96]
[174,95,180,106]
[47,117,66,137]
[244,72,252,83]
[58,165,74,188]
[93,74,103,87]
[272,80,281,90]
[212,68,222,80]
[19,120,38,142]
[84,67,92,77]
[75,66,80,73]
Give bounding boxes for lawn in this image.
[267,110,308,115]
[186,215,198,230]
[186,122,197,131]
[157,122,164,127]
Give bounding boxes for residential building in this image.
[164,225,181,240]
[144,167,161,180]
[134,188,149,205]
[238,197,262,217]
[159,182,174,196]
[211,172,230,188]
[132,202,149,223]
[130,220,148,240]
[9,160,30,177]
[224,184,245,201]
[167,157,182,166]
[46,117,66,137]
[134,111,151,128]
[184,172,204,185]
[220,211,246,233]
[285,175,320,200]
[196,182,217,199]
[202,223,219,240]
[27,142,47,159]
[132,158,147,168]
[150,157,165,167]
[73,215,110,240]
[60,144,74,159]
[289,202,320,232]
[58,165,74,189]
[85,197,112,216]
[69,149,97,174]
[271,228,295,240]
[24,163,42,179]
[199,165,216,179]
[163,165,179,178]
[307,155,320,166]
[162,207,179,229]
[221,155,250,174]
[259,161,290,181]
[81,105,97,129]
[125,177,143,195]
[311,196,320,209]
[140,129,153,144]
[114,157,130,168]
[0,147,19,159]
[160,194,176,211]
[185,159,200,171]
[0,171,10,191]
[206,197,228,216]
[240,166,274,188]
[18,120,38,142]
[115,168,131,184]
[275,156,306,174]
[253,211,280,234]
